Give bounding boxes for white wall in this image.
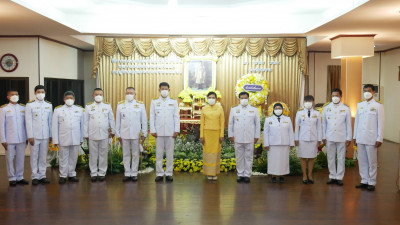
[0,37,39,99]
[82,51,96,104]
[307,52,341,104]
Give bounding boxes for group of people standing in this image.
[0,83,383,191]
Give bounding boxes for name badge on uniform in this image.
[45,107,50,109]
[312,115,317,118]
[122,107,126,109]
[91,108,95,111]
[301,115,305,117]
[340,110,345,112]
[236,109,240,113]
[36,107,40,109]
[236,118,239,121]
[269,121,272,124]
[74,111,79,113]
[134,104,139,108]
[169,104,174,106]
[102,108,107,112]
[328,117,330,119]
[21,111,25,113]
[283,121,288,123]
[91,105,95,109]
[249,111,254,113]
[123,114,126,118]
[35,114,38,117]
[156,102,161,107]
[360,107,364,109]
[370,107,376,112]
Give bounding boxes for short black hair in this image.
[7,89,18,95]
[331,88,342,96]
[34,85,45,92]
[304,95,314,102]
[64,91,75,98]
[159,82,170,88]
[93,88,103,93]
[238,91,249,98]
[363,84,375,91]
[207,91,217,98]
[126,87,135,91]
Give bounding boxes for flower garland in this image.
[235,73,269,107]
[267,101,290,117]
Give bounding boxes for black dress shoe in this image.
[32,179,40,185]
[367,185,375,191]
[326,179,337,184]
[122,176,131,182]
[355,183,368,189]
[91,176,98,182]
[155,176,163,182]
[98,176,105,182]
[244,177,250,183]
[336,180,343,186]
[39,178,50,184]
[131,176,138,182]
[17,179,29,185]
[302,180,308,184]
[68,177,79,182]
[237,177,244,183]
[9,181,17,186]
[279,177,285,183]
[271,177,277,183]
[166,176,173,182]
[59,177,67,184]
[308,179,314,184]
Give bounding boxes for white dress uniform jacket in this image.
[294,108,322,142]
[116,100,148,139]
[0,103,27,144]
[263,115,295,147]
[354,99,384,145]
[149,96,180,136]
[52,104,84,146]
[84,101,116,140]
[228,104,260,143]
[25,99,52,139]
[322,102,352,142]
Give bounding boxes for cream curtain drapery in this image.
[92,37,307,124]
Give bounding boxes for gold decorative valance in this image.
[92,37,307,78]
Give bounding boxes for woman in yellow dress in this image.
[200,92,225,180]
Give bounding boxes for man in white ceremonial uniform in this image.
[353,84,384,191]
[295,95,322,184]
[25,85,52,185]
[150,82,180,182]
[52,91,84,184]
[322,88,352,186]
[0,89,29,186]
[116,87,147,182]
[84,88,115,182]
[263,102,295,183]
[228,91,260,183]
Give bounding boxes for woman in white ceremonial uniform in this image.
[294,95,322,184]
[263,103,295,183]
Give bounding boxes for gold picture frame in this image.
[183,56,218,93]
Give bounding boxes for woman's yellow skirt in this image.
[203,129,221,176]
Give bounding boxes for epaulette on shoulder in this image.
[118,100,125,105]
[19,103,25,106]
[45,100,52,104]
[376,100,383,104]
[0,104,7,108]
[359,100,366,103]
[231,104,239,108]
[55,105,63,109]
[297,108,304,111]
[27,99,35,103]
[170,97,176,100]
[153,97,159,100]
[86,102,93,106]
[323,102,331,108]
[137,100,144,104]
[76,105,84,108]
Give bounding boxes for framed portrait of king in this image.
[183,56,217,92]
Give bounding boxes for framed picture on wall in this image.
[183,56,218,92]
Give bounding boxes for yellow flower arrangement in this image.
[235,73,269,107]
[171,158,236,173]
[267,101,290,117]
[48,141,59,152]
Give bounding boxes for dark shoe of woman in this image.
[308,179,314,184]
[271,177,277,183]
[279,177,285,183]
[302,179,308,184]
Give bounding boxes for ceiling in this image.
[0,0,399,51]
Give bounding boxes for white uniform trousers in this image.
[30,139,49,179]
[89,139,109,177]
[59,145,79,178]
[122,139,140,177]
[357,144,378,185]
[234,142,254,177]
[5,143,26,181]
[155,136,174,176]
[326,141,346,180]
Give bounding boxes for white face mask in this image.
[304,102,313,109]
[94,95,103,103]
[240,99,249,106]
[332,96,340,104]
[364,91,373,100]
[36,93,45,101]
[274,109,283,116]
[126,94,134,102]
[10,95,19,103]
[208,98,216,105]
[161,90,169,98]
[65,99,74,106]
